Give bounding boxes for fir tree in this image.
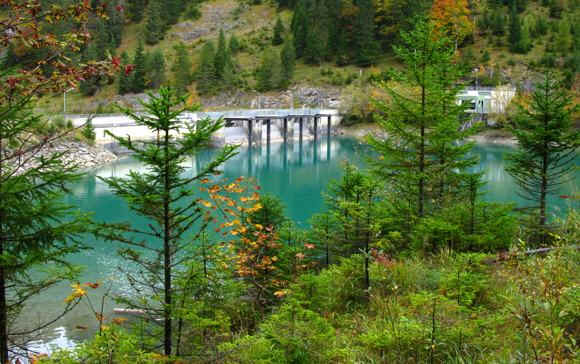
[98,88,238,356]
[509,1,522,52]
[196,42,217,95]
[256,49,281,91]
[273,17,285,45]
[172,43,194,95]
[291,0,308,57]
[354,0,380,67]
[79,44,100,96]
[229,34,240,54]
[0,97,91,363]
[118,51,132,94]
[280,37,296,88]
[506,72,579,244]
[131,41,147,93]
[214,30,229,81]
[149,49,166,89]
[368,19,476,229]
[144,0,165,45]
[491,6,505,36]
[128,0,146,23]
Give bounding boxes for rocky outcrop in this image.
[16,140,118,172]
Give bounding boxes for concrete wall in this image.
[67,109,342,144]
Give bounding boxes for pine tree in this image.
[368,19,476,229]
[506,72,579,244]
[280,37,296,88]
[491,6,505,36]
[196,42,216,95]
[79,44,100,96]
[172,43,194,95]
[149,49,166,89]
[0,98,91,363]
[118,51,132,94]
[273,17,285,45]
[229,34,240,54]
[214,30,229,81]
[131,41,147,93]
[291,0,308,57]
[128,0,146,23]
[144,0,165,45]
[256,49,281,91]
[304,27,324,64]
[167,0,185,25]
[355,0,380,67]
[509,1,522,52]
[98,88,238,357]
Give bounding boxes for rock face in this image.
[200,86,343,110]
[16,140,118,173]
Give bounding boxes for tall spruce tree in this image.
[128,0,147,23]
[98,88,238,356]
[291,0,308,57]
[229,34,240,54]
[131,41,147,92]
[214,30,229,81]
[118,51,132,94]
[256,49,282,91]
[172,43,194,95]
[368,19,476,230]
[273,17,285,45]
[280,37,296,88]
[354,0,379,67]
[144,0,165,45]
[0,97,90,363]
[506,72,579,244]
[196,42,217,95]
[148,49,167,89]
[509,1,522,53]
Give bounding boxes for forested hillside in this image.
[4,0,578,114]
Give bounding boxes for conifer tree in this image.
[280,37,296,88]
[98,88,238,356]
[214,30,229,81]
[196,42,217,95]
[291,0,308,57]
[491,6,506,36]
[118,53,132,95]
[509,1,522,52]
[368,19,475,227]
[0,98,91,364]
[144,0,165,45]
[354,0,380,67]
[128,0,147,23]
[506,72,579,244]
[273,17,285,45]
[132,41,147,93]
[229,34,240,54]
[79,44,100,96]
[256,49,281,91]
[172,43,194,95]
[149,49,166,89]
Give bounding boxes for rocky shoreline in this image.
[337,124,519,146]
[17,140,118,173]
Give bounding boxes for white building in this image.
[457,85,516,114]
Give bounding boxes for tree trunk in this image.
[0,135,9,364]
[419,83,426,218]
[163,128,172,356]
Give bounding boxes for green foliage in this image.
[507,72,579,245]
[147,49,166,89]
[128,0,147,23]
[273,17,285,45]
[131,41,147,93]
[255,49,282,91]
[144,0,165,45]
[219,336,287,364]
[0,97,90,359]
[196,41,217,94]
[82,118,96,144]
[96,88,238,356]
[40,326,161,364]
[172,42,194,96]
[118,51,132,94]
[249,194,287,230]
[280,37,296,88]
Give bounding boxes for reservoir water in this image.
[24,137,578,351]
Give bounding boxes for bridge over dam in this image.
[67,108,342,148]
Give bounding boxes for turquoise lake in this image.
[26,137,578,348]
